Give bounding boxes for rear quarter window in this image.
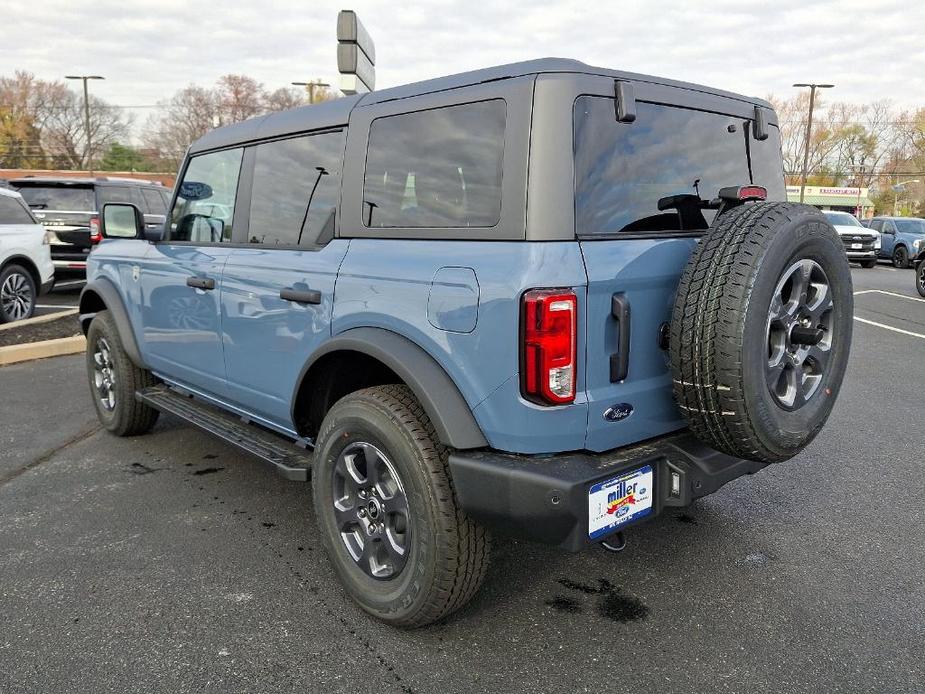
[17,185,95,211]
[362,100,505,229]
[573,97,783,236]
[0,196,35,225]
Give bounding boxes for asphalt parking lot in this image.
[1,265,923,694]
[33,279,83,317]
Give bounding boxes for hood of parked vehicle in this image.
[833,225,878,239]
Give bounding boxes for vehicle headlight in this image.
[874,232,881,249]
[914,239,923,250]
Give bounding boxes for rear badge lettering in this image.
[603,403,634,422]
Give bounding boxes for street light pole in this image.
[291,80,331,104]
[793,82,834,203]
[65,75,104,173]
[892,180,921,216]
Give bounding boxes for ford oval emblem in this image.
[603,403,634,422]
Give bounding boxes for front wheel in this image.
[892,246,909,269]
[0,264,37,323]
[312,385,489,628]
[85,310,160,436]
[916,261,925,298]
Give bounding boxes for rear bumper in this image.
[448,431,768,552]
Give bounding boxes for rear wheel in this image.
[85,310,160,436]
[0,264,37,323]
[670,202,853,463]
[312,385,489,628]
[892,246,909,269]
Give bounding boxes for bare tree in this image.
[143,85,220,169]
[265,86,306,112]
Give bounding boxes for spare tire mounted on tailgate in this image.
[670,202,853,464]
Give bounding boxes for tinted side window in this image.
[869,220,882,231]
[574,98,752,235]
[247,130,345,247]
[97,186,135,206]
[0,196,34,225]
[170,148,243,243]
[142,188,168,214]
[363,100,505,228]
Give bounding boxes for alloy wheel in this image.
[766,259,834,410]
[331,441,411,580]
[0,271,34,321]
[93,337,117,412]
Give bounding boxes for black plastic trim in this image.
[295,327,488,449]
[79,279,146,367]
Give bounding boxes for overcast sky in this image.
[2,0,922,141]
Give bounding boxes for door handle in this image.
[280,287,322,305]
[186,277,215,290]
[610,292,631,382]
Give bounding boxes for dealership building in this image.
[786,185,873,218]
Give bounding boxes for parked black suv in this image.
[10,177,171,276]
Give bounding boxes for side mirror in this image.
[101,203,144,239]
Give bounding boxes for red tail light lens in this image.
[89,215,101,244]
[738,185,767,201]
[521,289,577,405]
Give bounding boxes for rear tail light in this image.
[89,215,101,244]
[521,289,577,405]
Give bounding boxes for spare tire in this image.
[670,202,852,463]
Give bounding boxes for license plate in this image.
[588,465,654,539]
[851,243,862,249]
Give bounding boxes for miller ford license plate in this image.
[588,465,654,540]
[851,243,863,249]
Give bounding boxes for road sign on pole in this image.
[337,10,375,95]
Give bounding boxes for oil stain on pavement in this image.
[546,577,649,622]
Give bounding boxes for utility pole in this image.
[793,82,834,203]
[65,75,104,173]
[291,80,331,104]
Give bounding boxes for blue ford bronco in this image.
[80,59,853,627]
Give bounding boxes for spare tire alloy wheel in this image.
[671,203,853,464]
[765,260,833,410]
[0,266,36,323]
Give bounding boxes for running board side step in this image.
[136,384,312,481]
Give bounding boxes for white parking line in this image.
[853,289,925,303]
[36,304,76,310]
[853,316,925,339]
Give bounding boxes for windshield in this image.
[823,211,862,227]
[574,98,785,235]
[17,185,95,211]
[894,219,925,235]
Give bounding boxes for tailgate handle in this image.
[280,287,322,305]
[186,276,215,290]
[610,293,631,382]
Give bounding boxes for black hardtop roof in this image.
[189,57,774,154]
[10,176,163,187]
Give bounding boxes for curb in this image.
[0,335,86,367]
[0,308,78,332]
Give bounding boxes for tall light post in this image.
[65,75,104,173]
[291,80,331,104]
[892,180,920,216]
[793,82,834,203]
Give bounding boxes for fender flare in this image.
[79,279,146,368]
[297,327,488,450]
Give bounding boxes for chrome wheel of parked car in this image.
[92,336,117,412]
[332,441,411,580]
[766,259,834,411]
[0,268,35,322]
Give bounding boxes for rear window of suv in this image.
[573,97,785,236]
[17,185,95,211]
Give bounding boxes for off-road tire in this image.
[0,264,37,323]
[916,261,925,298]
[85,310,159,436]
[892,245,909,269]
[860,259,878,269]
[312,384,489,628]
[670,202,853,463]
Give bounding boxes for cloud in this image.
[1,0,921,142]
